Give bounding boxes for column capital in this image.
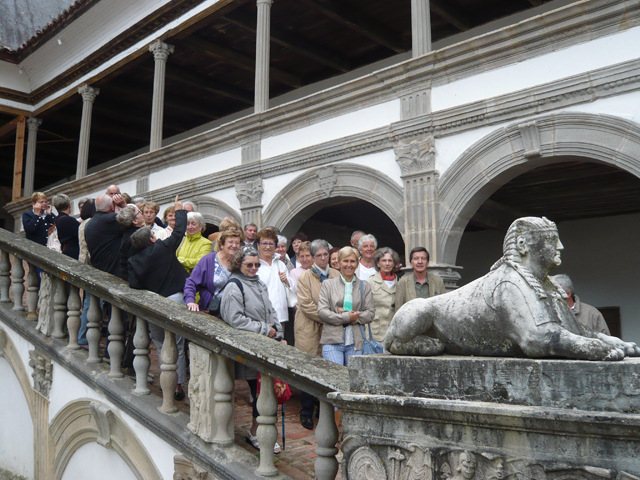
[236,178,264,209]
[149,39,175,62]
[394,135,436,177]
[78,84,100,103]
[256,0,273,6]
[26,117,42,131]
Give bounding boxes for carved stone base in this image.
[174,455,223,480]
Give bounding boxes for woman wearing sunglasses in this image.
[220,245,284,454]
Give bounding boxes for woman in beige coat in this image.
[366,247,401,342]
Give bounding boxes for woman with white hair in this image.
[356,234,378,281]
[176,211,212,274]
[275,235,295,272]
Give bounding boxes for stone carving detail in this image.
[0,329,6,357]
[450,451,477,480]
[173,455,220,480]
[348,446,388,480]
[394,136,436,176]
[401,89,431,120]
[518,121,541,158]
[149,39,175,61]
[316,165,337,197]
[385,216,640,360]
[36,271,53,335]
[241,142,261,164]
[90,401,114,448]
[187,344,215,441]
[78,84,100,103]
[235,178,264,208]
[29,350,52,397]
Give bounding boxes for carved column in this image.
[395,136,461,289]
[52,277,68,339]
[107,306,125,378]
[256,374,278,477]
[66,285,81,349]
[254,0,273,113]
[315,400,339,480]
[411,0,431,57]
[86,294,102,363]
[26,264,40,321]
[24,117,42,197]
[149,39,174,151]
[212,353,234,446]
[236,178,264,230]
[1,250,12,303]
[160,329,178,413]
[76,85,99,179]
[36,272,53,335]
[133,316,151,395]
[11,256,25,311]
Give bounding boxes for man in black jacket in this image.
[85,195,125,278]
[127,195,188,400]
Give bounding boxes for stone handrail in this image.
[0,227,346,479]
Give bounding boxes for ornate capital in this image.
[316,165,337,197]
[78,84,100,103]
[236,178,264,208]
[394,135,436,176]
[26,117,42,131]
[29,350,52,398]
[256,0,273,6]
[149,39,175,62]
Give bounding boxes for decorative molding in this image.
[78,84,99,103]
[29,350,52,398]
[394,135,436,176]
[241,142,261,164]
[191,195,241,226]
[235,178,264,209]
[149,39,174,62]
[518,121,541,158]
[90,401,115,449]
[187,344,216,442]
[174,455,222,480]
[316,165,337,197]
[136,175,149,195]
[401,89,431,120]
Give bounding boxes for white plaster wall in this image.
[3,322,37,389]
[432,26,640,112]
[261,100,401,159]
[149,148,242,191]
[261,168,312,212]
[342,150,403,187]
[207,187,241,213]
[60,442,137,480]
[456,213,640,344]
[0,358,34,479]
[0,61,31,92]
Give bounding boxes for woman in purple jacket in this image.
[184,229,242,312]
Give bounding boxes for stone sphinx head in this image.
[501,216,563,277]
[457,451,477,480]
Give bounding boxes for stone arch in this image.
[50,399,163,480]
[262,163,405,237]
[192,195,241,226]
[437,112,640,265]
[0,327,37,419]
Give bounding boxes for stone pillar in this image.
[66,285,81,350]
[76,84,99,180]
[11,256,25,311]
[133,316,151,395]
[107,307,125,378]
[86,294,102,363]
[149,39,174,151]
[26,264,40,321]
[236,178,264,229]
[256,374,278,477]
[159,329,178,414]
[395,136,462,290]
[24,117,42,197]
[254,0,273,113]
[0,250,10,303]
[411,0,431,57]
[315,400,339,480]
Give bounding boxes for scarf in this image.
[312,264,330,282]
[340,274,356,312]
[380,271,396,281]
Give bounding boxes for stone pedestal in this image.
[331,355,640,479]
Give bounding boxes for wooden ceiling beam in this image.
[527,0,544,6]
[222,11,352,72]
[430,0,471,32]
[0,116,21,140]
[296,0,405,54]
[164,68,254,105]
[183,36,302,87]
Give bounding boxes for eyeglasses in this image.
[314,253,329,258]
[260,242,275,247]
[243,262,260,268]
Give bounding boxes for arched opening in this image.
[282,197,405,263]
[456,160,640,343]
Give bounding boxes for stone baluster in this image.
[107,306,125,378]
[212,353,234,446]
[0,250,11,303]
[25,264,40,321]
[66,285,81,349]
[159,329,178,413]
[315,400,340,480]
[86,294,102,363]
[52,277,68,339]
[133,317,151,395]
[256,374,278,477]
[11,256,25,311]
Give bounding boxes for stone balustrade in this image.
[0,227,348,480]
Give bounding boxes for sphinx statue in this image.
[384,217,640,360]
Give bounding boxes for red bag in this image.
[257,373,292,405]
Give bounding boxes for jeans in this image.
[322,343,361,367]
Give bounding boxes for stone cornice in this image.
[6,51,640,217]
